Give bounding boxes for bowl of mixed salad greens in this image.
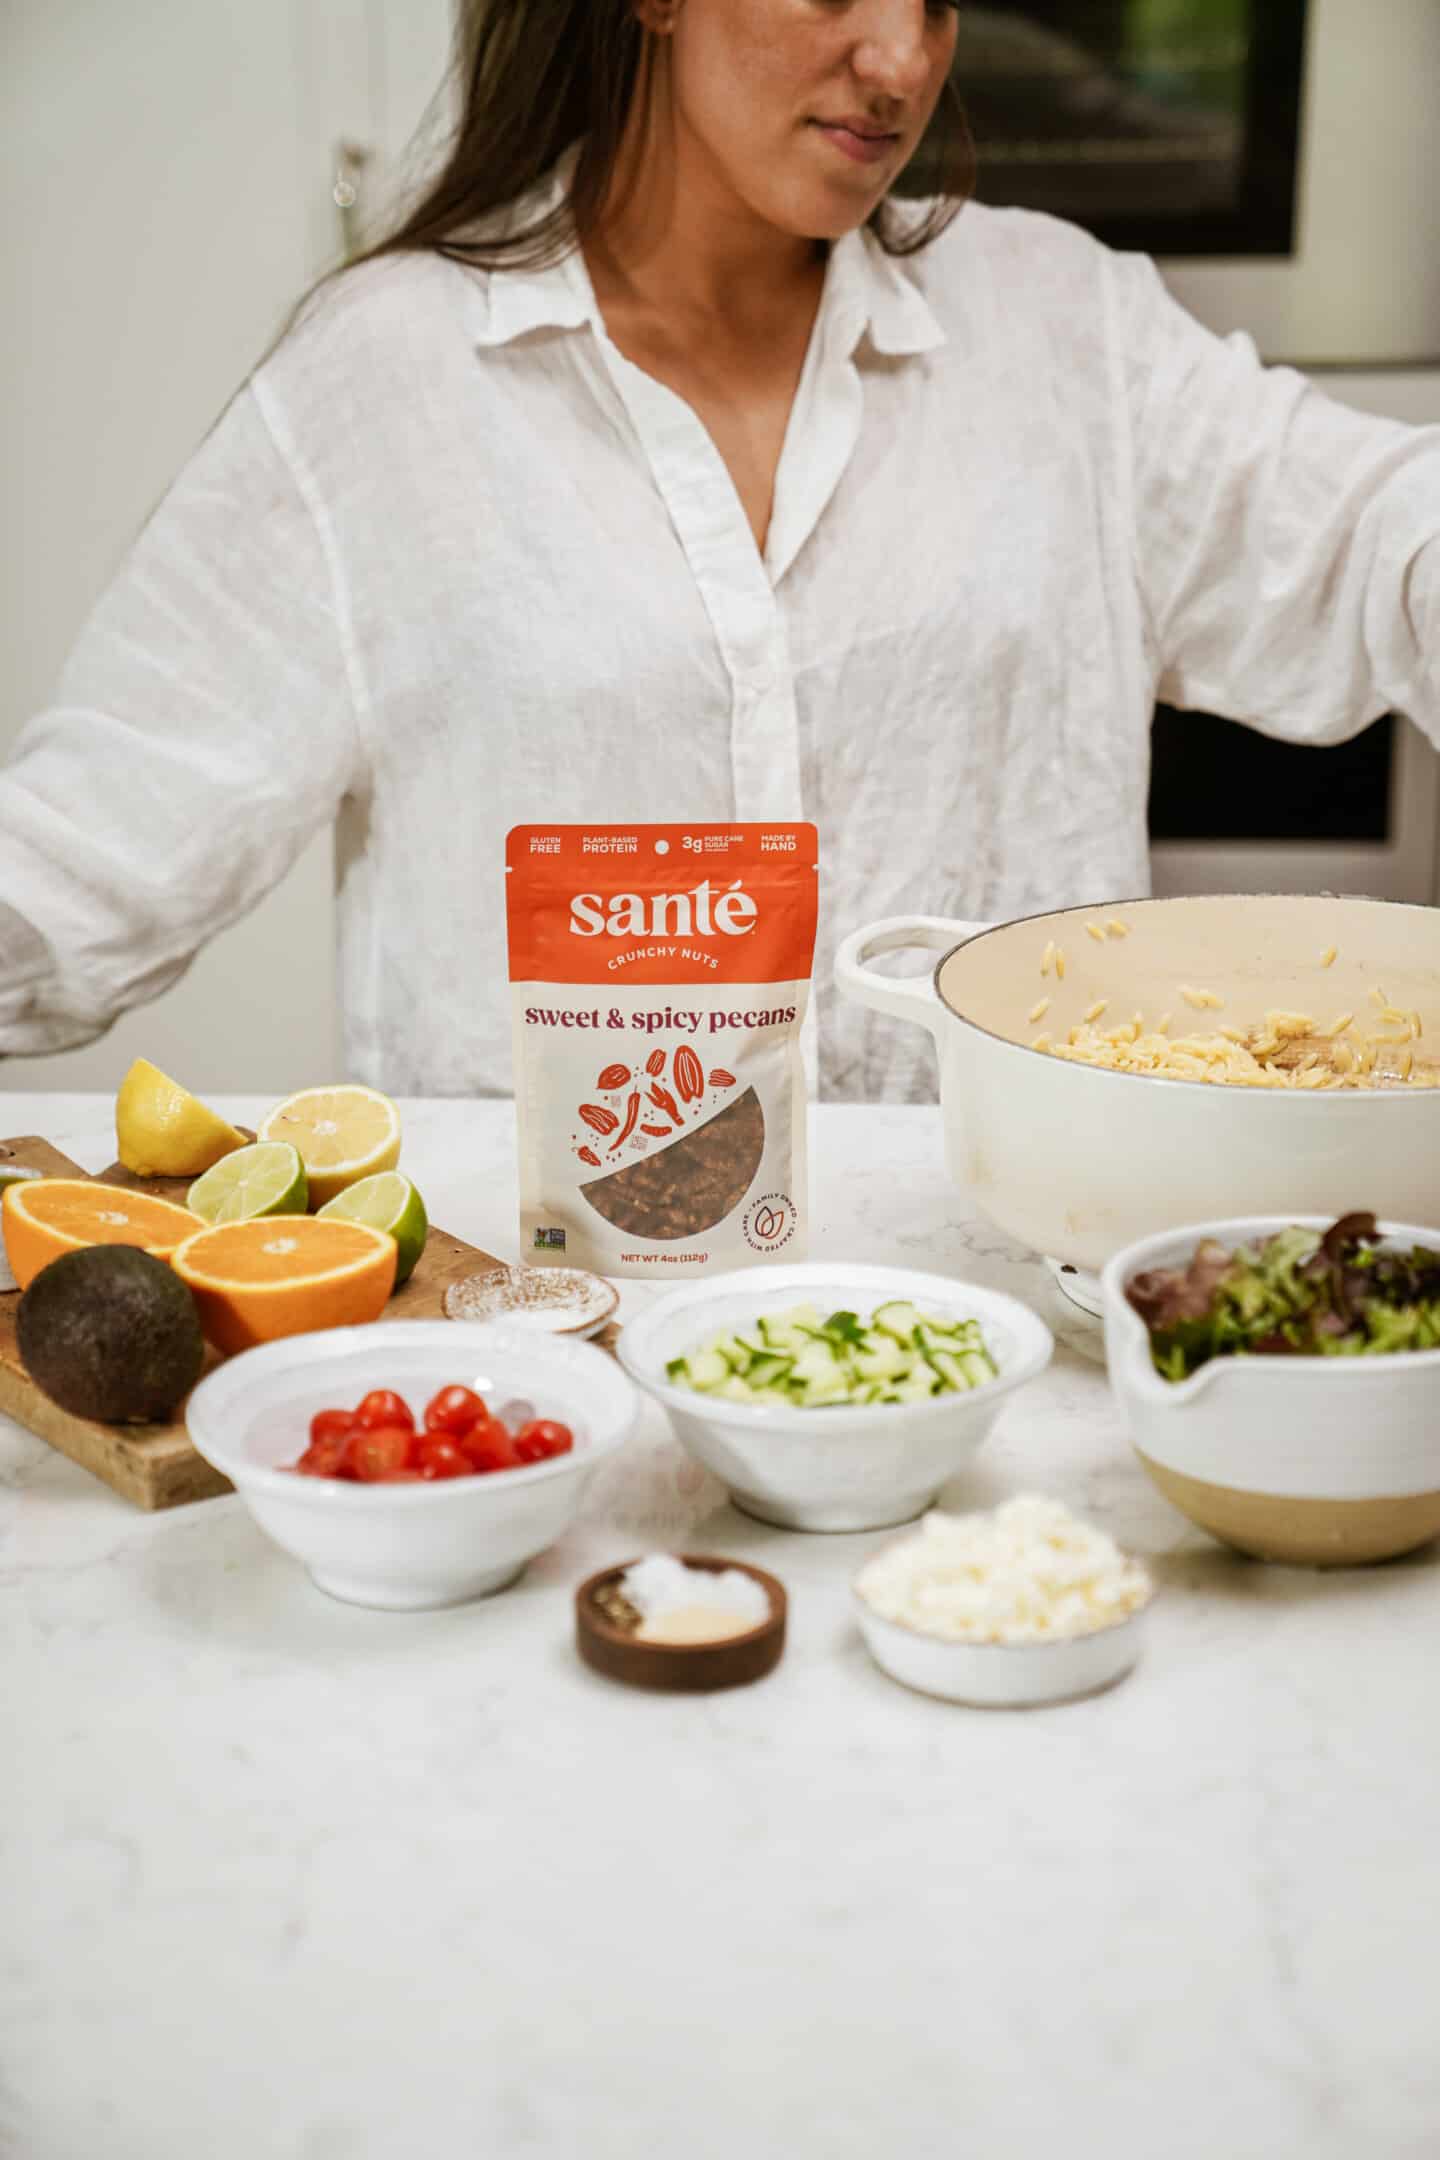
[618,1263,1053,1532]
[1102,1214,1440,1565]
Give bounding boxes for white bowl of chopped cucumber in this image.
[616,1264,1054,1532]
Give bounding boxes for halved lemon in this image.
[115,1058,247,1178]
[257,1085,401,1208]
[1,1178,204,1293]
[187,1142,308,1225]
[170,1215,397,1354]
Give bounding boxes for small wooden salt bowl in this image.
[575,1554,787,1693]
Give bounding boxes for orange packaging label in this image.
[506,824,819,1278]
[506,825,818,987]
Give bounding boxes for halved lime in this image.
[186,1142,308,1225]
[317,1171,428,1286]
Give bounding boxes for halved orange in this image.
[170,1216,397,1355]
[0,1178,204,1292]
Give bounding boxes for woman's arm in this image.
[1119,252,1440,745]
[0,379,365,1056]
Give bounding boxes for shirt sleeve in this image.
[1119,250,1440,746]
[0,377,364,1056]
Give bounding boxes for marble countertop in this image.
[4,1093,1438,2160]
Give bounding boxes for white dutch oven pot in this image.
[834,894,1440,1288]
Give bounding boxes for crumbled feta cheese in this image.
[856,1495,1151,1646]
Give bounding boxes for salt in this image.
[443,1264,616,1335]
[619,1554,770,1645]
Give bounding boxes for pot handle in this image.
[833,916,989,1041]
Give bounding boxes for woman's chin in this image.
[759,174,893,246]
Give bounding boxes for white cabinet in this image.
[0,0,454,1095]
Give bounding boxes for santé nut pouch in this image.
[506,824,819,1277]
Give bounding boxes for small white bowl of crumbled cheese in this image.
[853,1495,1153,1707]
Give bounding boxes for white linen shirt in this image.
[4,191,1440,1099]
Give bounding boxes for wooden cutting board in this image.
[0,1134,568,1512]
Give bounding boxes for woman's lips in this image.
[811,121,900,167]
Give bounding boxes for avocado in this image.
[17,1244,205,1423]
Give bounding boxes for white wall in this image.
[0,0,453,1099]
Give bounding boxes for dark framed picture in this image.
[902,1,1310,259]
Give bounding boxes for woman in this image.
[2,0,1438,1102]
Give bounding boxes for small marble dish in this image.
[443,1264,618,1339]
[576,1555,787,1692]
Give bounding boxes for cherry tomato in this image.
[309,1406,354,1448]
[353,1388,415,1431]
[413,1435,472,1480]
[459,1418,521,1475]
[423,1384,488,1437]
[345,1424,414,1482]
[514,1419,574,1464]
[295,1433,351,1477]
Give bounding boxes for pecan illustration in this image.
[709,1069,736,1089]
[673,1045,704,1104]
[645,1049,667,1078]
[580,1088,766,1243]
[597,1064,630,1091]
[639,1122,671,1139]
[577,1146,602,1169]
[579,1103,620,1136]
[608,1090,642,1153]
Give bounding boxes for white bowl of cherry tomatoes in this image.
[184,1319,638,1609]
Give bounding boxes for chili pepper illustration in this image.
[579,1102,619,1136]
[608,1090,641,1152]
[673,1045,704,1104]
[577,1147,602,1168]
[597,1064,630,1091]
[645,1049,667,1077]
[647,1082,683,1127]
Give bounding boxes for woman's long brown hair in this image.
[367,0,974,273]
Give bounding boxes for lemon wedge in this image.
[115,1059,248,1179]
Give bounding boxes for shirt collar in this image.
[825,222,947,359]
[466,150,946,361]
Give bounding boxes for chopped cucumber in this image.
[790,1341,841,1383]
[668,1300,999,1410]
[745,1353,794,1389]
[687,1347,732,1389]
[853,1336,906,1382]
[873,1300,923,1344]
